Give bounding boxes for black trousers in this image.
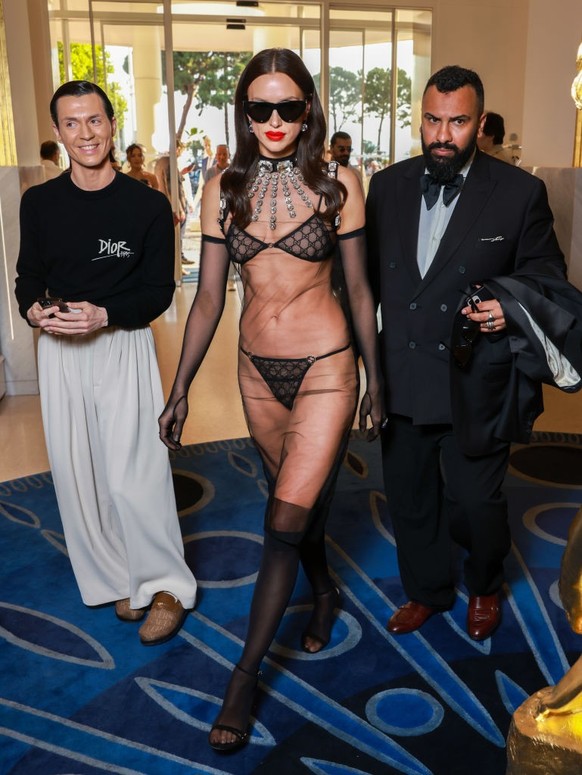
[380,414,511,609]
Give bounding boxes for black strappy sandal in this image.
[208,664,259,752]
[208,722,249,752]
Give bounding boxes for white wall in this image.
[430,0,529,161]
[0,167,43,395]
[522,0,580,167]
[3,0,41,166]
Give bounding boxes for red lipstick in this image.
[266,132,285,141]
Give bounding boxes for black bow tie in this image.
[420,173,464,210]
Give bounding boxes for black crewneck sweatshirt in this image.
[15,171,176,328]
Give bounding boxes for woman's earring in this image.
[248,121,254,134]
[301,122,308,133]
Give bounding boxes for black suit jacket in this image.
[366,150,566,450]
[450,273,582,455]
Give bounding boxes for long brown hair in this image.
[221,48,346,228]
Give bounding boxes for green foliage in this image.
[314,65,412,154]
[169,51,252,144]
[57,42,128,130]
[171,51,215,96]
[194,52,252,147]
[364,66,412,153]
[314,67,361,133]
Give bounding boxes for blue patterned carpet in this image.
[1,432,582,775]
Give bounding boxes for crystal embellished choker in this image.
[247,157,313,230]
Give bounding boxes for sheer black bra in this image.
[225,212,337,265]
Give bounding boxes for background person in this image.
[191,135,215,219]
[40,139,62,180]
[205,143,230,181]
[204,145,236,291]
[329,130,353,167]
[154,140,195,269]
[477,111,513,163]
[125,142,159,188]
[158,47,384,752]
[366,65,566,643]
[15,80,197,646]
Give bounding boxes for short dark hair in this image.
[330,131,351,146]
[50,80,115,125]
[424,65,485,116]
[482,112,505,144]
[40,140,59,160]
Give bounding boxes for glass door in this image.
[327,6,431,191]
[49,0,325,276]
[47,1,432,264]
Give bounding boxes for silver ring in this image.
[381,418,389,429]
[486,319,495,331]
[487,311,495,323]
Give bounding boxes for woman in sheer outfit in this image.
[158,47,384,752]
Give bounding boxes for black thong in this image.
[241,344,350,409]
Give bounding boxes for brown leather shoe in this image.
[138,592,187,646]
[115,598,146,622]
[467,593,501,641]
[387,601,438,634]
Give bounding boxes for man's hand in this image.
[462,298,506,334]
[29,300,108,335]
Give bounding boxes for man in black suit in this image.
[366,65,565,641]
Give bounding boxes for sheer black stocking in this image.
[299,525,338,653]
[301,586,340,653]
[300,532,332,594]
[209,498,309,748]
[208,664,258,750]
[298,438,348,652]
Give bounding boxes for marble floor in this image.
[1,278,582,483]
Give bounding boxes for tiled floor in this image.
[1,262,582,483]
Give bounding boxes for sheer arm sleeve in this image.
[158,234,230,448]
[338,227,385,438]
[364,173,382,310]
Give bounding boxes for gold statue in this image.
[574,40,582,166]
[535,505,582,734]
[507,506,582,773]
[572,42,582,110]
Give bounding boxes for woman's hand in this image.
[158,395,189,450]
[358,387,386,441]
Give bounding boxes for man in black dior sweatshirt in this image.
[15,81,197,645]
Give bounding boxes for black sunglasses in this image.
[244,99,307,123]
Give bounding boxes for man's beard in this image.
[421,131,477,183]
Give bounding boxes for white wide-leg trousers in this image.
[38,326,197,610]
